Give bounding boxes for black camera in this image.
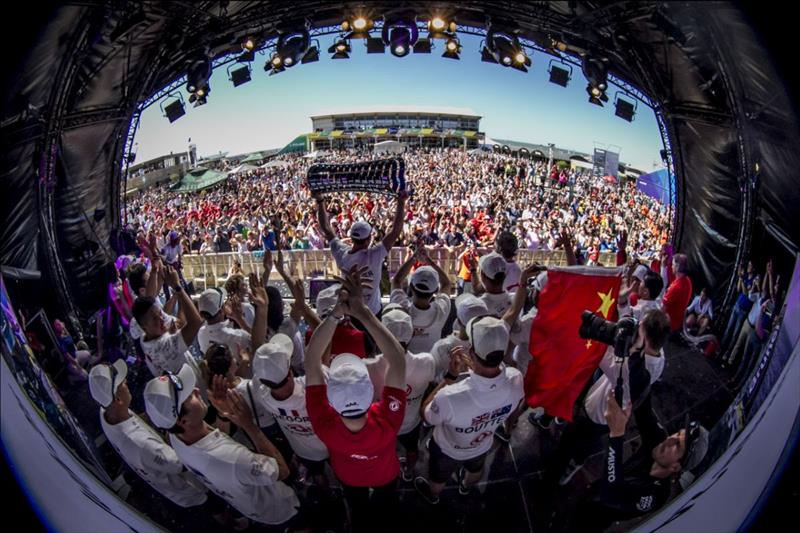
[579,311,639,406]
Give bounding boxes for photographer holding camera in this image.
[562,391,709,531]
[546,308,671,487]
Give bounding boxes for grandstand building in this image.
[306,105,484,151]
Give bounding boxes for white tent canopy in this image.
[373,140,405,155]
[227,163,259,175]
[261,160,290,169]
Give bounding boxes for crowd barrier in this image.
[179,248,617,290]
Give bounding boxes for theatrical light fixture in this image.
[188,83,210,107]
[366,36,386,54]
[431,17,446,31]
[382,14,419,58]
[614,94,637,122]
[267,29,319,74]
[328,38,351,59]
[427,16,457,39]
[412,38,432,54]
[442,36,462,59]
[241,37,256,51]
[343,16,374,39]
[548,60,572,87]
[481,30,531,72]
[185,55,211,95]
[228,63,252,87]
[582,55,609,105]
[160,94,185,123]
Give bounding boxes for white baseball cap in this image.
[327,354,374,417]
[410,265,439,293]
[89,359,128,408]
[479,252,507,281]
[632,264,649,283]
[252,333,294,384]
[381,309,413,344]
[143,363,197,429]
[315,283,341,317]
[198,287,227,316]
[350,221,372,240]
[466,316,510,360]
[455,293,489,327]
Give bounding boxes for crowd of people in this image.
[123,148,671,265]
[32,147,791,532]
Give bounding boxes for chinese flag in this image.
[525,266,622,421]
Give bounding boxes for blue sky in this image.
[136,34,664,171]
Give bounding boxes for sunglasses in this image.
[163,371,184,420]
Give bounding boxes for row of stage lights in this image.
[161,14,637,124]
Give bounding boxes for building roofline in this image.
[310,105,481,119]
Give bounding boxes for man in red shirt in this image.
[305,266,407,533]
[661,253,693,332]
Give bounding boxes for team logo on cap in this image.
[389,397,401,412]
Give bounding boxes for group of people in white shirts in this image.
[87,194,680,531]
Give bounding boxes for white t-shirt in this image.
[163,243,183,265]
[100,410,207,508]
[253,376,329,461]
[140,331,204,399]
[584,346,666,425]
[389,290,451,353]
[242,302,256,329]
[366,351,436,435]
[430,334,471,382]
[687,296,714,319]
[424,366,524,460]
[234,379,276,429]
[330,239,388,314]
[130,305,173,342]
[170,430,299,525]
[503,260,522,293]
[509,308,538,376]
[480,291,514,317]
[197,320,251,360]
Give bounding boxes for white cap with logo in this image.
[89,359,128,408]
[198,287,227,316]
[327,354,374,417]
[466,316,510,360]
[350,221,372,240]
[455,293,490,327]
[632,264,649,283]
[252,333,294,384]
[381,309,413,344]
[479,252,508,281]
[410,265,439,293]
[315,283,341,317]
[143,363,197,429]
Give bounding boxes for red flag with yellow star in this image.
[524,266,622,421]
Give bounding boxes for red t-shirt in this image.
[304,324,367,358]
[306,384,406,487]
[662,275,693,332]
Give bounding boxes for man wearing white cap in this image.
[132,266,205,395]
[144,364,304,529]
[618,269,664,321]
[304,267,407,533]
[474,252,514,317]
[389,247,453,353]
[251,333,330,487]
[429,294,489,381]
[365,308,436,482]
[88,361,208,508]
[197,287,251,363]
[315,190,408,315]
[414,316,524,504]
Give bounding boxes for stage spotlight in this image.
[344,16,374,39]
[328,38,351,59]
[185,56,211,94]
[228,63,251,87]
[268,30,318,73]
[614,94,637,122]
[241,37,256,51]
[160,95,185,123]
[548,60,572,87]
[582,55,609,104]
[413,38,432,54]
[431,17,446,31]
[587,84,609,106]
[383,15,419,58]
[188,84,210,107]
[442,36,461,59]
[427,16,457,39]
[482,31,530,72]
[366,36,386,54]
